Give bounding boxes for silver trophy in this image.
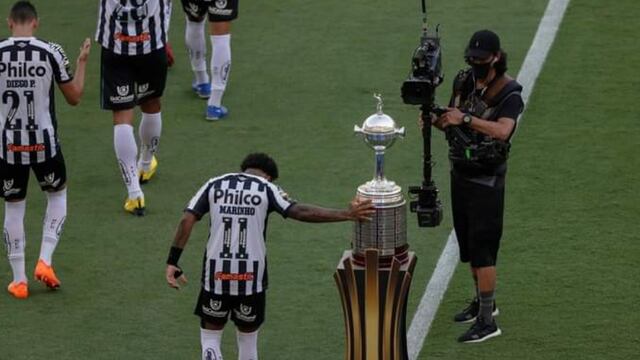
[353,94,409,266]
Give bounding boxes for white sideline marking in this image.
[406,1,571,359]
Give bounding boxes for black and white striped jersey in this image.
[186,173,295,296]
[96,0,172,55]
[0,37,72,165]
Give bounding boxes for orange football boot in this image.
[34,260,61,289]
[7,281,29,299]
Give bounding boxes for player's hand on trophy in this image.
[348,197,376,221]
[166,264,188,290]
[77,38,91,63]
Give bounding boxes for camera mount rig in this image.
[401,0,444,227]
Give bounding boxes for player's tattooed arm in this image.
[58,38,91,106]
[172,211,200,249]
[288,197,375,223]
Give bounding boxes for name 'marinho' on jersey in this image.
[96,0,171,56]
[0,37,73,165]
[186,173,294,296]
[214,188,262,216]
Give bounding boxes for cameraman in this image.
[428,30,524,343]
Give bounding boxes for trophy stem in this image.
[375,149,385,182]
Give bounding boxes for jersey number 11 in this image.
[220,217,249,260]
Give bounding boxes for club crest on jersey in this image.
[117,85,130,97]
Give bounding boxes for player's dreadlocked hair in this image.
[10,1,38,23]
[241,153,279,181]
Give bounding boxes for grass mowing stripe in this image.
[406,1,570,358]
[407,232,459,360]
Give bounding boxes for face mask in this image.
[471,62,492,80]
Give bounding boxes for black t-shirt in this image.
[486,91,523,122]
[448,71,525,182]
[450,71,524,137]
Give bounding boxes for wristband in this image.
[167,246,183,266]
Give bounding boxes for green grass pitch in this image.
[0,0,638,359]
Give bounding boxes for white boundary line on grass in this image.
[406,0,571,358]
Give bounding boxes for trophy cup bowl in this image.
[352,95,408,267]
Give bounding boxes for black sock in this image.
[479,290,495,323]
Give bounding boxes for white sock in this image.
[114,124,143,199]
[39,188,67,265]
[237,330,258,360]
[185,19,209,85]
[208,34,231,107]
[138,112,162,172]
[201,328,224,360]
[4,200,27,283]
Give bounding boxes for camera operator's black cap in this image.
[465,30,501,59]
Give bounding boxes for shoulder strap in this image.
[481,78,523,121]
[484,76,523,106]
[451,69,472,107]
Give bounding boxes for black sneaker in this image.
[453,298,500,323]
[457,318,502,343]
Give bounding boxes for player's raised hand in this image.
[77,38,91,63]
[166,264,188,290]
[348,197,376,221]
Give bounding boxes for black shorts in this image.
[100,47,168,111]
[0,151,67,201]
[451,171,505,267]
[194,289,265,329]
[181,0,239,22]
